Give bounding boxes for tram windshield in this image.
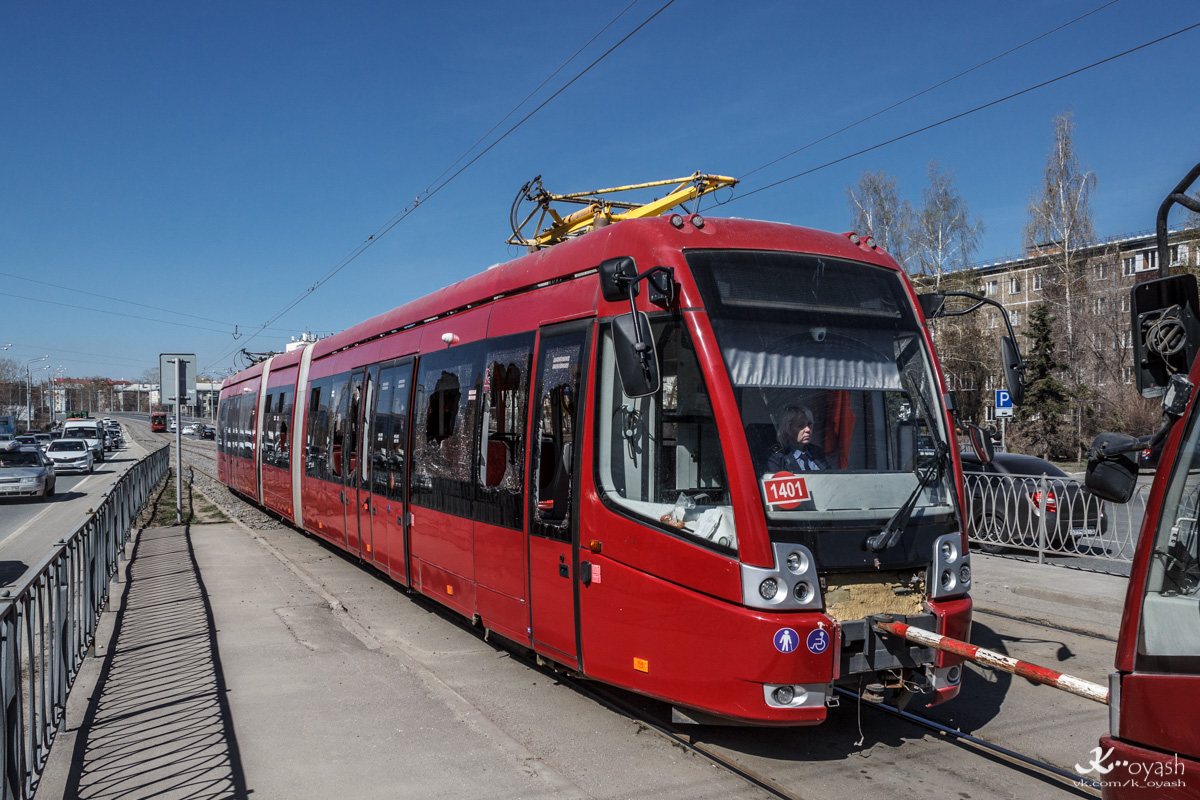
[687,250,955,526]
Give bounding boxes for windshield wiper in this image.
[867,442,948,553]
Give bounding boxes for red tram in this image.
[217,208,985,725]
[1084,162,1200,798]
[150,411,167,432]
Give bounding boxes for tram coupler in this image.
[871,618,1110,705]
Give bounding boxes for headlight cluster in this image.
[742,543,823,611]
[929,533,971,599]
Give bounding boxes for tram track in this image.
[117,414,1109,799]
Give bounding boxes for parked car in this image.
[960,452,1108,554]
[199,426,216,440]
[0,446,56,500]
[46,439,94,474]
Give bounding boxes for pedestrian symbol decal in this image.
[774,628,799,653]
[807,629,829,654]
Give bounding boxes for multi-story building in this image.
[944,227,1199,423]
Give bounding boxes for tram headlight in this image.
[940,569,954,591]
[940,541,957,562]
[759,578,779,601]
[786,551,808,574]
[772,685,795,705]
[793,581,812,602]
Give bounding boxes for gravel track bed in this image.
[125,420,286,531]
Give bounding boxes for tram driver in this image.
[766,404,827,472]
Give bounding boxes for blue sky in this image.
[3,0,1199,382]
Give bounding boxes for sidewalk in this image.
[36,517,1130,799]
[37,520,764,800]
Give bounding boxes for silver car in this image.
[0,446,57,500]
[45,439,95,474]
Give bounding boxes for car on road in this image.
[199,425,216,440]
[961,451,1108,554]
[33,433,51,452]
[0,446,57,500]
[182,423,199,435]
[14,435,39,449]
[45,439,94,474]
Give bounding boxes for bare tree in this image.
[846,169,914,270]
[912,161,984,289]
[1024,110,1097,460]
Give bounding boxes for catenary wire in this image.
[728,20,1200,205]
[738,0,1122,180]
[202,0,679,373]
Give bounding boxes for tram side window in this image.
[262,392,276,463]
[475,335,534,529]
[239,392,257,460]
[327,373,351,480]
[596,317,737,553]
[371,362,410,503]
[305,376,334,481]
[217,399,228,455]
[411,343,484,517]
[276,386,293,470]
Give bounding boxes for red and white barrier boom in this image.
[873,619,1109,705]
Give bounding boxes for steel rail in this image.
[834,687,1101,797]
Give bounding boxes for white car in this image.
[45,439,94,474]
[182,423,199,435]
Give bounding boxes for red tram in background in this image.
[218,199,996,725]
[1084,162,1200,798]
[150,411,167,432]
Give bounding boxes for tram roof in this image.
[223,215,902,389]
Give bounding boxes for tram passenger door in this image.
[528,326,588,668]
[352,366,377,560]
[341,370,366,555]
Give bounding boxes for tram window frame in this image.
[474,334,534,529]
[594,313,737,554]
[276,385,293,470]
[238,391,257,460]
[411,342,487,518]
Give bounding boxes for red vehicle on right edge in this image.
[1085,162,1200,799]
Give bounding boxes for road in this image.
[0,421,157,587]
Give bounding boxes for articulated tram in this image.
[218,211,982,725]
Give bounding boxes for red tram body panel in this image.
[217,215,974,725]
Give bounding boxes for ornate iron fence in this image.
[964,469,1151,563]
[0,444,169,800]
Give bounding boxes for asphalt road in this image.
[0,426,150,588]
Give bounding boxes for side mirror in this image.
[1001,336,1025,407]
[611,312,660,398]
[918,292,947,320]
[1084,432,1141,503]
[964,422,995,465]
[598,257,639,303]
[1132,274,1200,398]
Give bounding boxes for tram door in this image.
[528,326,588,668]
[341,369,366,555]
[365,360,411,583]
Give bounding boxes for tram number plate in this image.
[763,472,809,510]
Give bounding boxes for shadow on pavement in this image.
[63,524,249,799]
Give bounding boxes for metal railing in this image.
[0,445,169,800]
[964,470,1151,564]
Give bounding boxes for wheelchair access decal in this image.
[806,628,830,655]
[762,472,810,510]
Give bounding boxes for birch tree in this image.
[1023,110,1096,459]
[846,169,914,271]
[912,161,984,290]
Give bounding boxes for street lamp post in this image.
[25,356,48,433]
